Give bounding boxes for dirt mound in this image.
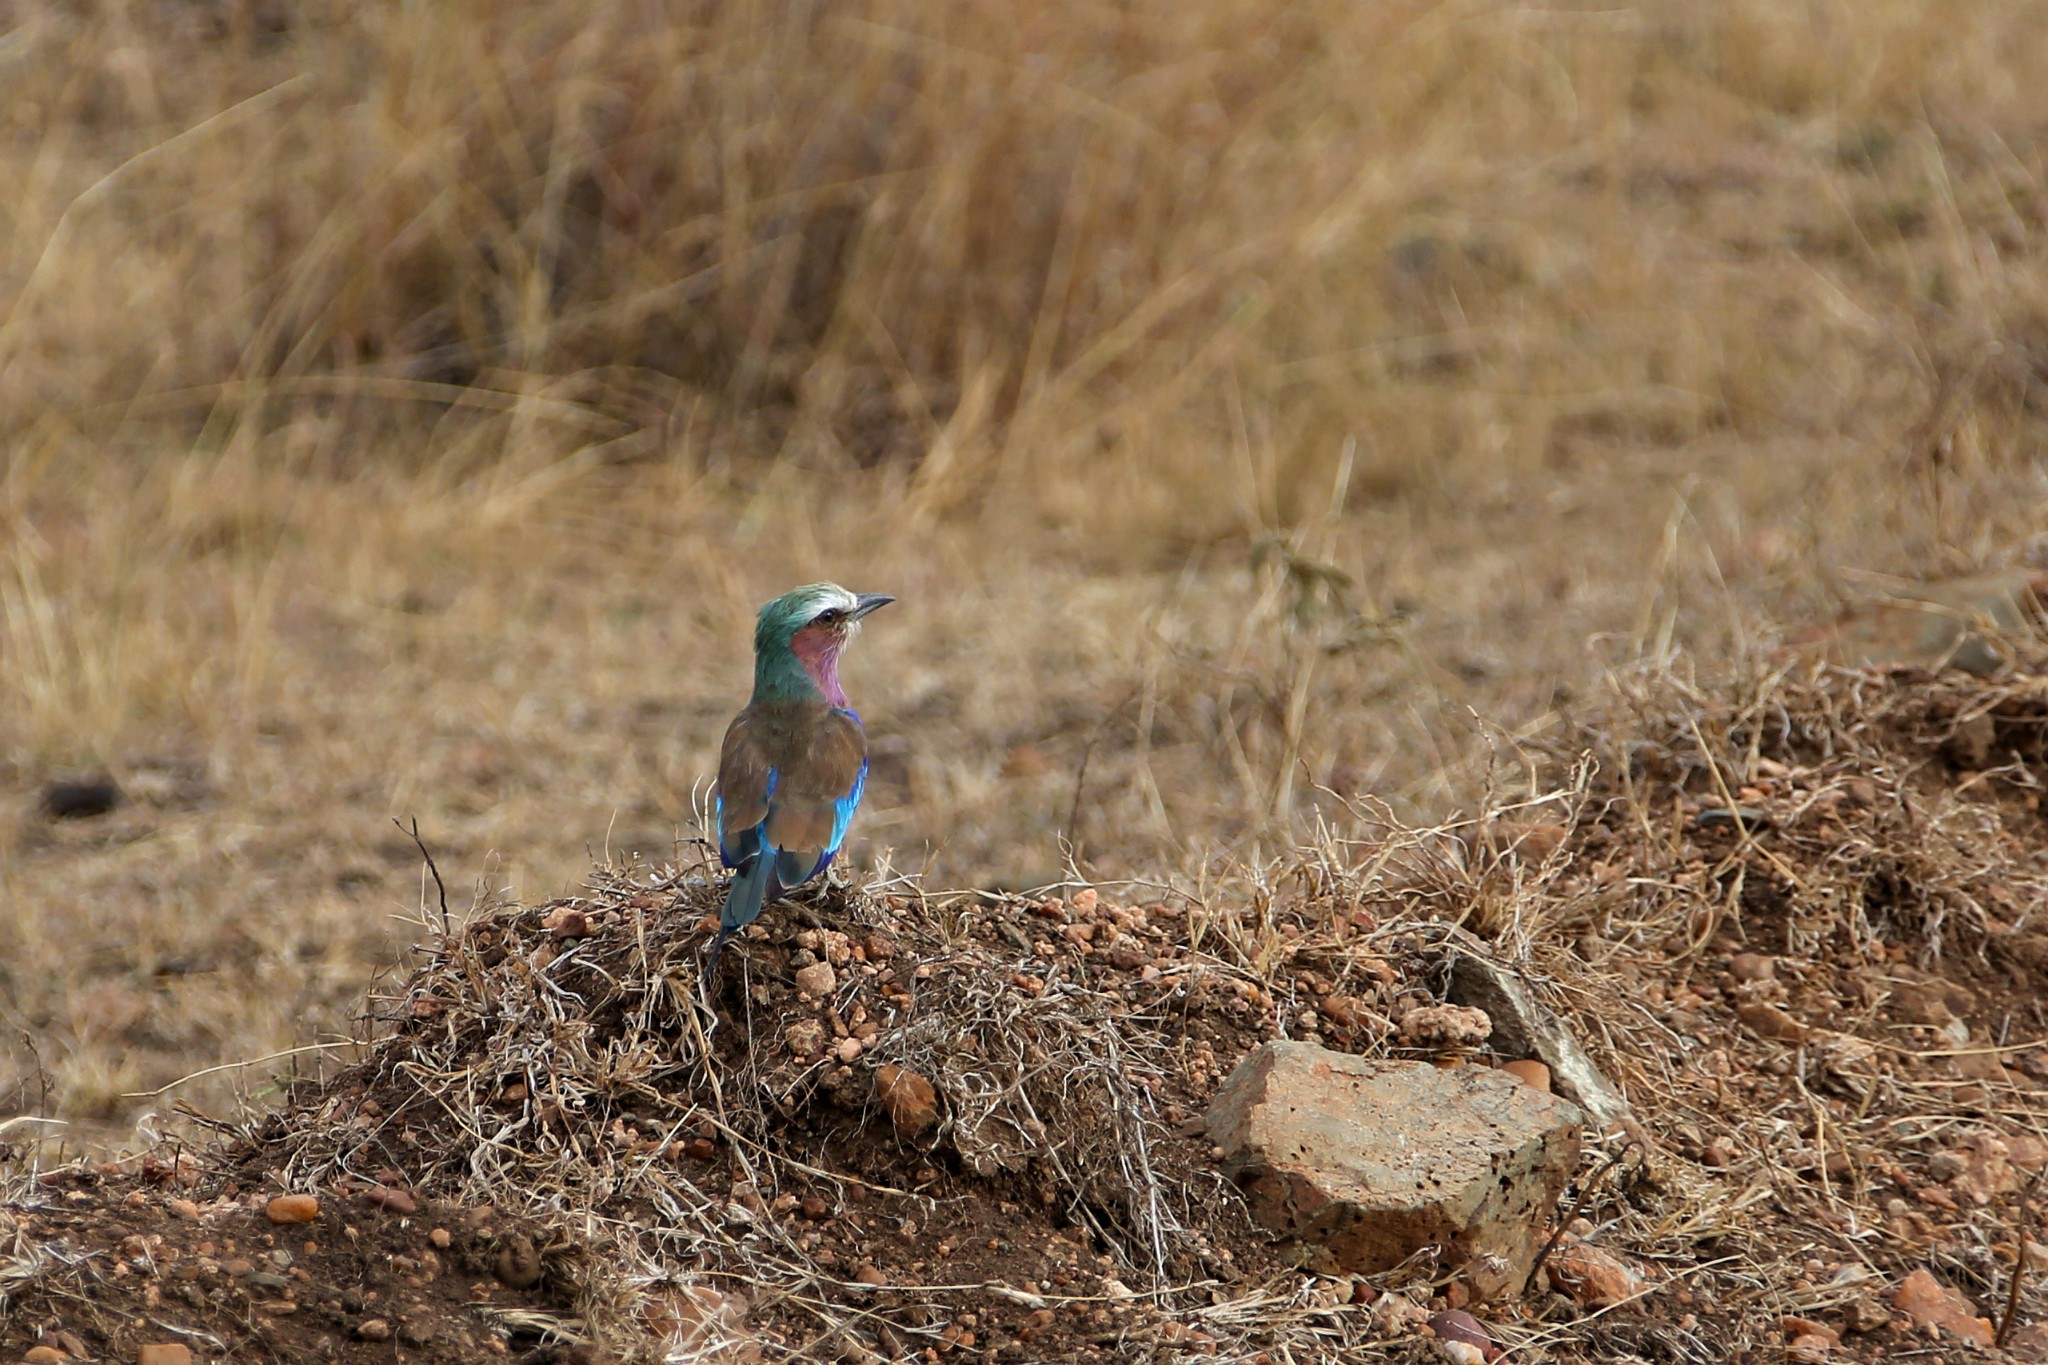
[231,873,1303,1360]
[7,653,2048,1362]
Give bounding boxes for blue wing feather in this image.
[718,710,865,887]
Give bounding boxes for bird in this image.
[707,582,894,978]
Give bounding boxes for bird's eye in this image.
[816,608,842,625]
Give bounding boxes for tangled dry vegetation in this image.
[11,0,2048,1142]
[7,643,2048,1362]
[7,1,2048,1356]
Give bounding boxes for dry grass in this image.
[9,646,2045,1361]
[245,868,1247,1357]
[5,0,2048,1147]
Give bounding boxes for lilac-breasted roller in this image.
[707,582,894,976]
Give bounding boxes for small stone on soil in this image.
[875,1064,939,1138]
[494,1233,543,1289]
[264,1193,320,1224]
[1398,1004,1493,1050]
[364,1184,418,1214]
[1888,1267,1994,1346]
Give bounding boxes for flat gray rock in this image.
[1448,953,1632,1130]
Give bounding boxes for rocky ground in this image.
[8,642,2048,1364]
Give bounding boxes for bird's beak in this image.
[852,593,895,620]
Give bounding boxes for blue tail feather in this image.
[705,854,779,979]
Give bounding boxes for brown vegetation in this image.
[4,0,2048,1313]
[8,653,2048,1361]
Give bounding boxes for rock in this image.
[264,1194,320,1224]
[835,1037,864,1063]
[1781,1316,1840,1347]
[1945,711,1999,769]
[1931,1131,2022,1204]
[2007,1321,2048,1359]
[363,1184,417,1214]
[1786,1333,1833,1362]
[2010,1133,2048,1171]
[1426,1309,1497,1363]
[875,1064,938,1138]
[1500,1060,1550,1092]
[1841,1294,1891,1334]
[1370,1291,1429,1335]
[786,1019,826,1057]
[1890,978,1969,1027]
[494,1233,543,1289]
[854,1263,889,1287]
[1729,952,1776,983]
[23,1348,69,1365]
[1317,995,1387,1034]
[794,961,837,997]
[1448,953,1631,1128]
[1398,1005,1492,1050]
[1809,1030,1877,1072]
[354,1318,393,1341]
[1206,1041,1583,1299]
[1954,1047,2009,1084]
[1888,1268,1994,1346]
[544,906,591,940]
[137,1347,194,1365]
[644,1284,748,1344]
[1736,1001,1809,1043]
[1545,1242,1647,1307]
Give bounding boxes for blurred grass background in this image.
[4,0,2048,1138]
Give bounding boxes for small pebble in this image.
[265,1194,320,1225]
[494,1234,542,1289]
[355,1318,393,1341]
[364,1185,417,1215]
[786,1019,826,1057]
[1730,952,1776,983]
